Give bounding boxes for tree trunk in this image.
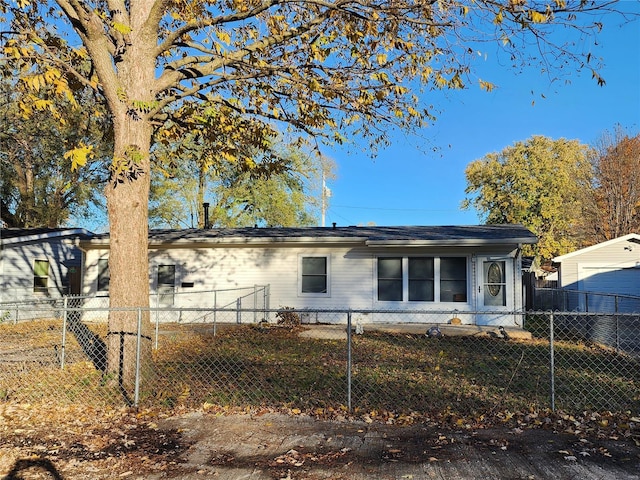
[104,118,153,399]
[103,42,155,401]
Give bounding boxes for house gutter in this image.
[79,236,370,249]
[365,238,537,247]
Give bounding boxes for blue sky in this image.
[321,3,640,228]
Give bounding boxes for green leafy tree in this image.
[150,102,322,228]
[0,73,108,228]
[150,138,322,228]
[2,0,630,392]
[463,136,592,259]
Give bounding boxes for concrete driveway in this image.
[152,412,640,479]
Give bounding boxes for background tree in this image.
[150,103,324,228]
[0,72,108,228]
[3,0,629,393]
[582,127,640,243]
[150,140,323,228]
[463,136,592,259]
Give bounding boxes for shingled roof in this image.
[82,224,537,247]
[1,228,94,245]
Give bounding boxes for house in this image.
[552,233,640,313]
[0,228,93,303]
[80,224,537,326]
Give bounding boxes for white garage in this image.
[553,233,640,312]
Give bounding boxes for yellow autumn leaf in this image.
[113,22,132,35]
[216,30,231,45]
[479,79,495,92]
[530,10,548,23]
[44,68,61,83]
[64,144,95,171]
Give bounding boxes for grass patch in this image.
[2,321,638,418]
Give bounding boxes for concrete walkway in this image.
[300,323,533,340]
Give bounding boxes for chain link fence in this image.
[1,302,638,418]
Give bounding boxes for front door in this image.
[476,257,512,325]
[67,265,82,295]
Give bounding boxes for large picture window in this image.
[377,256,467,303]
[300,256,329,295]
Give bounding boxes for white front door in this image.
[476,257,513,325]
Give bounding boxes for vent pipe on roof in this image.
[203,203,210,229]
[332,222,336,229]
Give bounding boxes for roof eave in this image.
[2,228,93,246]
[366,237,537,247]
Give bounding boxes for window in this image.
[33,260,49,293]
[97,259,110,292]
[157,265,176,306]
[378,257,403,301]
[408,257,434,301]
[377,256,467,303]
[300,256,329,294]
[440,257,467,302]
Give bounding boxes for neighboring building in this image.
[80,225,537,326]
[0,228,93,302]
[553,233,640,312]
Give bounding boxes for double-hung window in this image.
[33,260,49,293]
[440,257,467,302]
[97,258,110,292]
[377,257,403,301]
[408,257,435,301]
[377,256,467,303]
[299,256,329,296]
[157,265,176,306]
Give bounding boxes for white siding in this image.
[1,238,83,302]
[557,237,640,292]
[82,243,523,326]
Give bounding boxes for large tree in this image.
[0,70,108,228]
[2,0,629,393]
[150,102,325,228]
[463,135,593,259]
[583,128,640,243]
[150,138,324,228]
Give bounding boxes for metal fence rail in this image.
[1,304,638,418]
[532,288,640,313]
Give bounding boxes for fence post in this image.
[347,311,352,413]
[134,308,143,407]
[213,291,217,335]
[236,298,241,324]
[549,312,556,411]
[155,290,160,350]
[61,296,68,369]
[253,285,258,324]
[615,296,620,354]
